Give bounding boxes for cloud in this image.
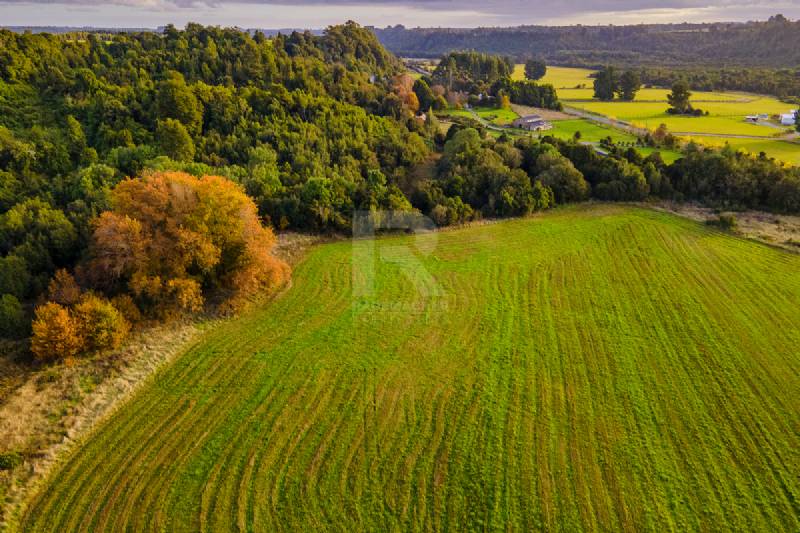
[0,0,798,27]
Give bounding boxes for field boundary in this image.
[0,233,320,532]
[0,321,207,531]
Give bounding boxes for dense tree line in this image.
[427,51,560,109]
[402,124,800,229]
[2,23,800,361]
[637,67,800,103]
[374,16,800,69]
[0,22,427,351]
[431,51,513,93]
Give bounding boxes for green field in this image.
[521,65,799,164]
[438,106,519,126]
[18,205,800,532]
[536,67,775,106]
[680,136,800,166]
[547,118,637,143]
[570,100,784,137]
[472,106,520,126]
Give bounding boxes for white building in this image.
[780,111,798,126]
[512,114,553,131]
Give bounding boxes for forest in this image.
[373,16,800,69]
[1,23,800,359]
[428,51,561,109]
[637,67,800,103]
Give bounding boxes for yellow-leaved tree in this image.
[30,302,84,362]
[87,172,289,316]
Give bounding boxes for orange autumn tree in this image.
[30,302,84,362]
[88,172,289,316]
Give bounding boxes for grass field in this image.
[536,67,775,106]
[570,100,784,137]
[680,136,800,166]
[547,118,636,143]
[520,65,799,164]
[18,205,800,532]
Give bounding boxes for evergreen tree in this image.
[593,67,617,101]
[524,59,547,80]
[667,81,692,114]
[156,119,196,162]
[617,70,641,101]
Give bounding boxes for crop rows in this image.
[19,205,800,532]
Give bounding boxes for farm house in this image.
[512,114,553,131]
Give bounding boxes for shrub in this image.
[707,213,739,231]
[88,172,289,315]
[73,295,130,353]
[0,294,26,338]
[110,294,142,325]
[30,302,84,362]
[0,451,23,470]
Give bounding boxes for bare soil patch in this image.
[511,104,572,121]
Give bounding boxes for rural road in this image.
[563,106,799,142]
[466,108,507,132]
[465,108,609,155]
[464,106,799,145]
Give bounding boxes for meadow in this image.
[17,205,800,532]
[442,106,682,162]
[521,65,799,164]
[681,136,800,166]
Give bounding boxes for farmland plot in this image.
[18,205,800,532]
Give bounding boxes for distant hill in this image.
[1,26,154,34]
[372,16,800,68]
[0,26,325,37]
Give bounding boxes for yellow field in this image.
[519,65,799,165]
[538,67,745,102]
[680,136,800,166]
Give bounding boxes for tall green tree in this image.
[617,70,641,101]
[412,79,435,111]
[667,81,692,114]
[156,119,196,162]
[156,72,203,135]
[593,67,617,101]
[524,59,547,81]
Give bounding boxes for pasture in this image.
[570,100,784,137]
[472,106,519,126]
[680,136,800,166]
[524,65,799,164]
[18,205,800,532]
[547,118,636,143]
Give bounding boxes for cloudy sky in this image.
[0,0,798,28]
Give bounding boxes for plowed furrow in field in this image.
[18,205,800,532]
